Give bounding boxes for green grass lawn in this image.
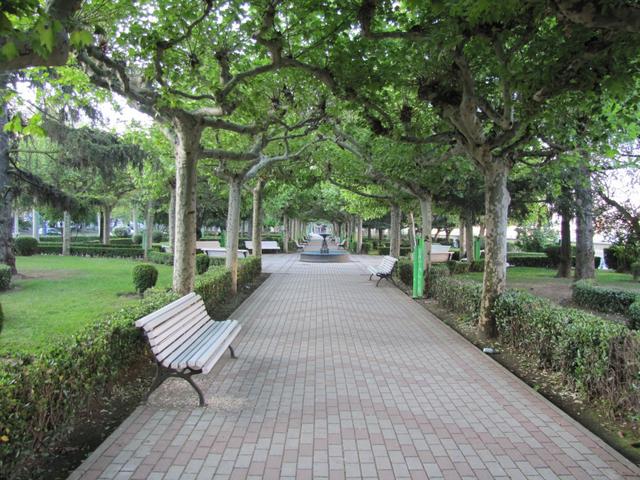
[459,266,640,291]
[0,256,173,355]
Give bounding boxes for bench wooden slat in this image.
[156,316,216,364]
[200,322,241,373]
[135,293,198,329]
[180,320,238,370]
[150,307,209,352]
[167,321,229,369]
[144,298,204,340]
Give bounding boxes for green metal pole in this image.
[417,236,425,296]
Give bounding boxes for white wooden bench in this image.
[196,240,248,258]
[244,240,281,252]
[368,255,398,287]
[431,244,452,263]
[135,293,241,406]
[337,239,347,249]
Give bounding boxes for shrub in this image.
[0,265,11,291]
[397,258,413,286]
[604,243,640,272]
[447,260,470,275]
[507,253,554,268]
[0,289,179,478]
[494,290,639,412]
[111,226,131,238]
[237,256,262,288]
[147,251,173,265]
[207,257,226,267]
[378,246,412,257]
[469,260,485,272]
[426,263,450,296]
[631,261,640,281]
[132,264,158,295]
[14,236,38,256]
[430,276,482,323]
[194,266,232,313]
[39,244,144,258]
[109,238,133,246]
[152,231,164,243]
[132,234,142,245]
[629,301,640,330]
[0,302,3,334]
[515,225,558,252]
[196,254,210,275]
[572,280,637,315]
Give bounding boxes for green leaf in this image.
[35,19,55,52]
[0,41,18,60]
[70,30,92,48]
[3,114,23,133]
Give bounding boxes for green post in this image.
[413,237,425,298]
[473,236,481,261]
[220,230,226,247]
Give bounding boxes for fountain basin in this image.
[300,250,350,263]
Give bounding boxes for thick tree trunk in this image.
[465,213,475,262]
[575,167,595,280]
[102,205,111,245]
[479,159,511,339]
[144,200,154,260]
[419,194,433,271]
[0,99,16,273]
[132,207,138,235]
[390,203,401,258]
[32,207,39,240]
[557,188,572,278]
[168,184,176,255]
[62,210,71,256]
[251,180,265,258]
[225,177,242,294]
[356,216,363,254]
[13,210,19,237]
[282,214,289,253]
[172,118,202,294]
[459,217,466,258]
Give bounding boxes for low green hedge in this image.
[132,264,158,295]
[378,246,412,257]
[572,280,638,316]
[14,237,38,256]
[629,301,640,330]
[0,265,11,291]
[38,244,144,258]
[397,258,412,286]
[196,254,210,275]
[494,290,639,412]
[148,251,173,265]
[430,276,482,323]
[237,256,261,288]
[0,288,180,478]
[507,253,554,268]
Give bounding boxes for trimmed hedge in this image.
[629,301,640,330]
[0,288,180,478]
[494,290,639,412]
[237,256,262,288]
[132,264,158,295]
[507,253,554,268]
[378,246,412,257]
[397,258,412,286]
[196,254,210,275]
[430,276,482,323]
[572,280,638,316]
[39,244,144,258]
[0,265,11,291]
[148,251,173,265]
[0,303,3,334]
[14,237,38,256]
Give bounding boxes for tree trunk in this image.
[479,159,511,339]
[132,207,138,235]
[390,203,401,258]
[575,166,595,280]
[172,118,202,295]
[378,227,383,245]
[102,205,111,245]
[32,207,39,240]
[408,211,416,252]
[13,210,19,237]
[557,187,572,278]
[367,227,372,240]
[459,217,466,258]
[356,216,363,254]
[168,184,176,255]
[144,200,154,260]
[465,212,475,262]
[62,210,71,256]
[251,180,265,258]
[0,97,16,273]
[225,176,242,294]
[282,214,289,253]
[419,194,433,272]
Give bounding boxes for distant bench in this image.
[135,293,241,406]
[368,255,398,287]
[431,244,452,263]
[244,240,281,253]
[196,240,248,258]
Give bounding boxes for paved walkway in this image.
[70,252,639,479]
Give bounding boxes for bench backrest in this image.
[135,293,211,364]
[196,240,221,249]
[245,240,280,250]
[379,255,398,274]
[431,244,451,253]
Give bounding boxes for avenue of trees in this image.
[2,0,640,338]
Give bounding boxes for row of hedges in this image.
[604,244,640,272]
[395,258,482,289]
[39,244,144,258]
[0,257,263,477]
[572,281,639,329]
[428,275,640,415]
[507,252,602,269]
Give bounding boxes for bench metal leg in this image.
[229,345,237,359]
[145,364,207,407]
[369,273,374,281]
